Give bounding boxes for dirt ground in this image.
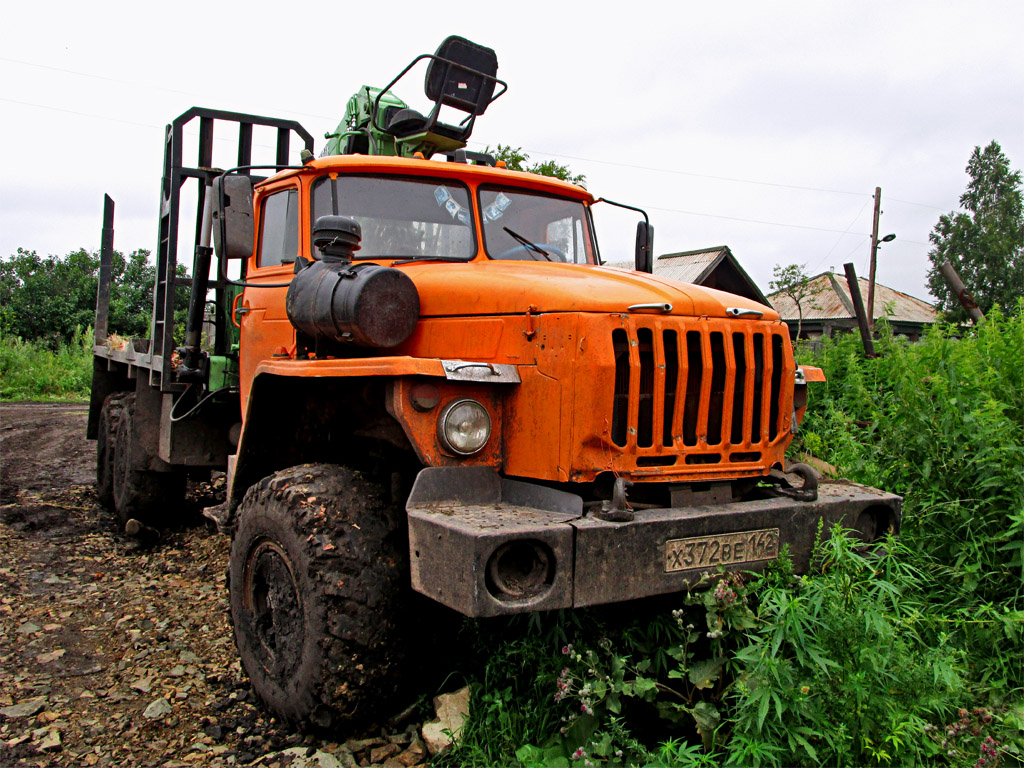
[0,403,430,768]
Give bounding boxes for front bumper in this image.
[407,467,902,617]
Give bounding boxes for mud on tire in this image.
[96,392,130,511]
[229,463,410,730]
[112,393,185,527]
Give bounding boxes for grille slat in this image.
[760,333,773,445]
[637,328,655,448]
[662,331,679,447]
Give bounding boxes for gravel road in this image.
[0,403,433,768]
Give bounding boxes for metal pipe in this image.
[939,260,986,324]
[180,182,215,379]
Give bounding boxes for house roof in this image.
[768,272,938,323]
[606,245,769,305]
[656,246,769,305]
[654,247,725,283]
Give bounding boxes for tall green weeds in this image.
[451,307,1024,767]
[800,305,1023,609]
[0,327,92,401]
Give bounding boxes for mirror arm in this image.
[594,197,650,227]
[593,198,654,273]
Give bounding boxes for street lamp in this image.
[868,232,896,327]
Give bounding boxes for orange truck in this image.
[87,36,900,727]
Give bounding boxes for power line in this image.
[0,97,290,156]
[810,198,873,273]
[0,97,163,131]
[491,144,873,197]
[887,196,948,211]
[1,92,898,240]
[641,203,872,236]
[0,56,338,124]
[4,54,955,212]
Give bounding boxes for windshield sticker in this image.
[495,192,512,211]
[434,186,452,207]
[456,208,470,225]
[483,203,502,221]
[444,198,460,218]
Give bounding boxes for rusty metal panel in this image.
[406,467,581,617]
[405,469,901,618]
[571,481,901,606]
[408,505,575,617]
[158,395,234,467]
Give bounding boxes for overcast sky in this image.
[2,0,1021,303]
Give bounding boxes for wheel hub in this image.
[243,539,305,678]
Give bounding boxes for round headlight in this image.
[438,399,492,456]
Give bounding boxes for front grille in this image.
[610,321,789,461]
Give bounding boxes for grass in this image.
[0,328,92,401]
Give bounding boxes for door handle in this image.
[232,294,250,328]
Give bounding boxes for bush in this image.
[0,328,92,401]
[799,306,1024,609]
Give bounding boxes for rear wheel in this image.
[229,463,411,729]
[112,393,184,527]
[96,392,130,510]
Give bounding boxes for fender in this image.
[221,356,518,526]
[224,357,448,521]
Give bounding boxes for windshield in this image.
[310,175,475,260]
[479,186,596,264]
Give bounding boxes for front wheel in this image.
[229,463,410,729]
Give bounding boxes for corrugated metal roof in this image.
[768,273,938,322]
[603,259,635,270]
[654,248,726,283]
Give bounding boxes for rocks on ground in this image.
[0,404,451,768]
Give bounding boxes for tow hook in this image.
[595,477,635,522]
[766,462,819,502]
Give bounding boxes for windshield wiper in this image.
[390,256,471,265]
[502,227,551,261]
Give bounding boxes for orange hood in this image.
[397,261,777,319]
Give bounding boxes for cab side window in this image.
[258,189,298,267]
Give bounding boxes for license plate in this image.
[665,528,780,572]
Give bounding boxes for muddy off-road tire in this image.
[229,463,411,730]
[96,392,130,510]
[112,393,185,527]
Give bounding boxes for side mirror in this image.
[635,221,654,273]
[212,175,254,259]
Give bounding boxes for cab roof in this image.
[261,154,594,202]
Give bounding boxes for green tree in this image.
[485,144,586,187]
[769,263,819,340]
[0,247,186,348]
[926,140,1024,322]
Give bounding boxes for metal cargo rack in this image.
[93,107,314,389]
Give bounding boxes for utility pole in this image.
[867,187,881,329]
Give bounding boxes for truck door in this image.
[238,185,299,411]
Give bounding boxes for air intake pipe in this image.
[285,216,420,347]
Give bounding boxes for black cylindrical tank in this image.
[286,260,420,348]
